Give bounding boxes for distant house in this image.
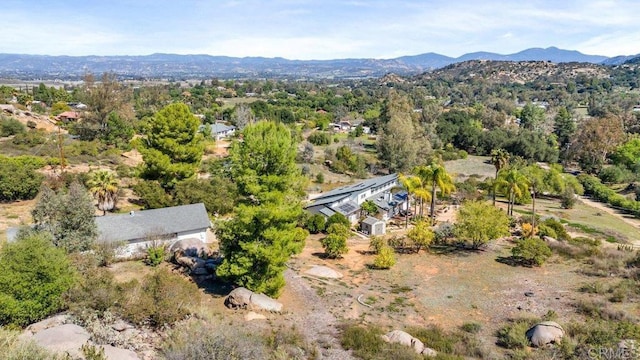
[6,203,211,259]
[361,216,386,236]
[95,203,211,258]
[199,123,236,140]
[56,111,80,122]
[305,173,407,224]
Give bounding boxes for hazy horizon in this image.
[3,1,640,60]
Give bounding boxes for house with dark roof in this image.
[95,203,211,257]
[305,174,407,225]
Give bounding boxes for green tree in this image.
[518,102,545,130]
[377,91,421,172]
[174,177,237,216]
[305,214,326,234]
[568,115,625,173]
[139,103,204,188]
[360,200,378,217]
[553,107,575,152]
[216,121,308,297]
[0,230,76,327]
[407,220,434,253]
[611,136,640,170]
[133,180,174,209]
[455,201,510,249]
[32,182,98,253]
[496,168,529,216]
[490,149,510,206]
[415,160,455,224]
[321,223,349,258]
[102,111,134,148]
[521,165,546,227]
[326,213,350,229]
[87,170,119,216]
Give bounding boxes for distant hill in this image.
[0,47,630,80]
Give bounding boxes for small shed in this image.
[361,216,385,236]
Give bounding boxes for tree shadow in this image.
[495,255,533,268]
[191,275,234,297]
[429,244,483,257]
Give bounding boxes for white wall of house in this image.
[114,228,207,259]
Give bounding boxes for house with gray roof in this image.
[305,173,407,225]
[95,203,210,257]
[199,122,236,141]
[6,203,211,258]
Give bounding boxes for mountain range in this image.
[0,47,638,80]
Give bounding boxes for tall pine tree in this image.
[216,121,307,297]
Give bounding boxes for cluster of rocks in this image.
[170,238,218,276]
[23,315,140,360]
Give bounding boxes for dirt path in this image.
[282,269,354,360]
[578,196,640,243]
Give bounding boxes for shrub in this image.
[373,245,396,269]
[511,237,552,266]
[598,165,635,184]
[460,322,482,334]
[340,324,420,360]
[0,116,26,137]
[0,230,76,327]
[537,223,557,239]
[118,268,201,327]
[145,242,167,267]
[541,218,570,241]
[315,172,325,184]
[369,236,385,254]
[11,129,47,147]
[66,266,121,313]
[326,213,350,229]
[305,214,326,234]
[496,318,538,349]
[0,155,45,201]
[433,222,456,244]
[521,223,537,238]
[307,131,331,146]
[321,224,349,258]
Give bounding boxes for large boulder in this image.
[32,324,90,357]
[250,292,283,312]
[99,345,140,360]
[226,287,254,309]
[225,287,283,312]
[25,314,70,333]
[304,265,343,279]
[170,238,207,257]
[526,321,564,347]
[381,330,437,357]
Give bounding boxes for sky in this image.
[3,0,640,60]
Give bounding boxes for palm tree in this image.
[399,173,431,220]
[522,165,546,228]
[496,168,529,216]
[490,149,510,206]
[87,170,119,215]
[415,161,455,224]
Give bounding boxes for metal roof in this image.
[310,173,398,204]
[361,216,382,226]
[95,203,210,243]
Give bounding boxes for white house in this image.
[199,123,236,141]
[305,173,408,224]
[94,203,211,258]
